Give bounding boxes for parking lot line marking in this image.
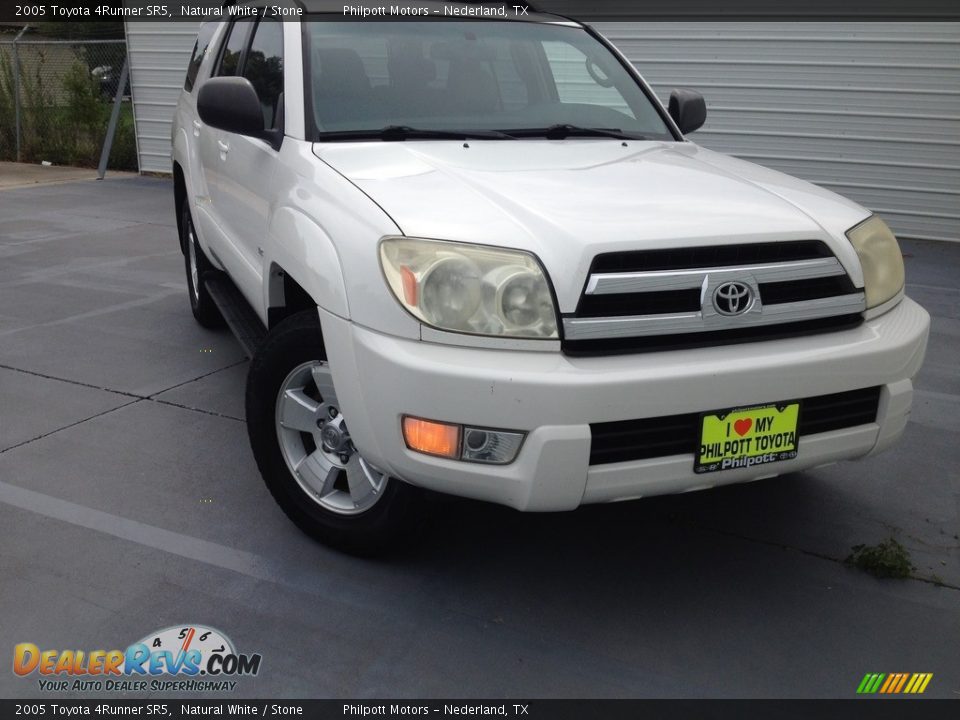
[0,479,427,623]
[0,288,183,339]
[0,249,177,288]
[0,479,275,585]
[909,283,960,294]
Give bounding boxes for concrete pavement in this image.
[0,177,957,699]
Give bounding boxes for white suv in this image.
[172,2,930,553]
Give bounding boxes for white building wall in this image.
[123,21,959,240]
[125,21,201,173]
[596,22,960,241]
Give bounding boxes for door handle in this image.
[217,140,230,158]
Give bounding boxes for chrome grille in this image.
[563,241,865,352]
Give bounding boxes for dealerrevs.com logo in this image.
[13,625,262,693]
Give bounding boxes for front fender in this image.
[265,207,350,319]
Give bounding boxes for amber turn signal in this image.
[402,416,461,459]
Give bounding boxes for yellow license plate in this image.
[695,402,800,474]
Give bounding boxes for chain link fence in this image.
[0,37,137,171]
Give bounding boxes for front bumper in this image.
[321,297,929,511]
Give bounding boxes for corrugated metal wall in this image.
[122,21,959,241]
[596,22,960,241]
[125,22,201,173]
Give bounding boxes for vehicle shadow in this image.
[412,470,826,565]
[351,472,857,697]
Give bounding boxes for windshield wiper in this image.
[318,125,515,141]
[509,124,642,140]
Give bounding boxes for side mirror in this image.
[197,77,265,138]
[668,89,706,135]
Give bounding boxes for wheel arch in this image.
[173,162,187,254]
[264,207,351,328]
[266,265,325,331]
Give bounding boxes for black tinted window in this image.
[217,21,251,77]
[184,23,218,92]
[243,20,284,129]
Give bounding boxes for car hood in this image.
[313,140,870,311]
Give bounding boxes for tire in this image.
[181,205,224,328]
[246,310,420,555]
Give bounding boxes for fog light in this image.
[402,416,460,459]
[401,417,525,464]
[462,426,525,465]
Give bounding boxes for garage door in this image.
[125,21,202,174]
[595,22,960,241]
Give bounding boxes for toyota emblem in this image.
[712,281,754,316]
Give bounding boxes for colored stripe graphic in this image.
[879,674,896,693]
[858,673,885,694]
[858,673,932,694]
[906,673,933,693]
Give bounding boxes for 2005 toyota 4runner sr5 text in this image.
[172,2,930,553]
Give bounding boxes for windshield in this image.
[304,20,675,140]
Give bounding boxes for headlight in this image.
[380,238,559,339]
[846,216,905,309]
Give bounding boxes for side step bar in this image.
[204,274,267,359]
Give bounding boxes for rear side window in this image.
[184,23,218,92]
[243,19,284,129]
[216,21,253,77]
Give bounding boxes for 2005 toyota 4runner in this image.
[172,1,930,553]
